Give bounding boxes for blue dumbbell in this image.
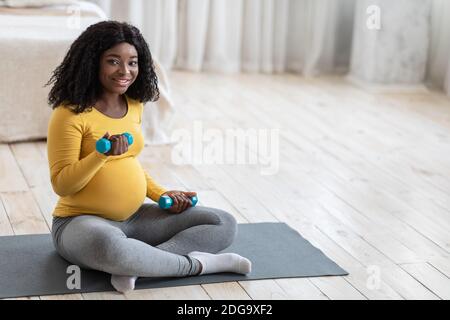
[96,132,133,153]
[158,195,198,209]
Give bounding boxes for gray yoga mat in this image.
[0,222,348,299]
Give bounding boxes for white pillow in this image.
[0,0,76,7]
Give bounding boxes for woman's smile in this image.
[112,78,132,87]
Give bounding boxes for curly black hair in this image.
[46,20,159,113]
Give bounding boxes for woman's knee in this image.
[212,208,238,247]
[59,218,126,269]
[87,226,133,271]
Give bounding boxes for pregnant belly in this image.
[69,157,147,220]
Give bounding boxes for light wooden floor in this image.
[1,71,450,300]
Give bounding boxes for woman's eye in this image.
[108,60,119,65]
[130,61,138,66]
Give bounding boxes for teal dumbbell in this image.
[158,195,198,209]
[96,132,133,154]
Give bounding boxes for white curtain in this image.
[427,0,450,96]
[91,0,450,96]
[90,0,355,76]
[91,0,178,68]
[447,62,450,97]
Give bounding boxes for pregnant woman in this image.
[45,21,251,293]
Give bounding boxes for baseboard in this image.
[346,75,430,94]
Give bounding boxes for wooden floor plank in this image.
[10,142,49,188]
[309,277,366,300]
[1,191,49,235]
[428,257,450,278]
[201,282,252,300]
[40,294,84,300]
[123,285,211,300]
[0,144,28,192]
[401,262,450,300]
[0,196,14,236]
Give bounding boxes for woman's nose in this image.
[118,62,130,75]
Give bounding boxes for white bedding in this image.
[0,1,107,39]
[0,0,76,7]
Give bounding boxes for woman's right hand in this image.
[100,132,130,156]
[161,190,197,214]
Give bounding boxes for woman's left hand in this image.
[161,190,197,214]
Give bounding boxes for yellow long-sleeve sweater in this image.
[47,95,167,221]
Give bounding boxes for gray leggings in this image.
[51,204,237,277]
